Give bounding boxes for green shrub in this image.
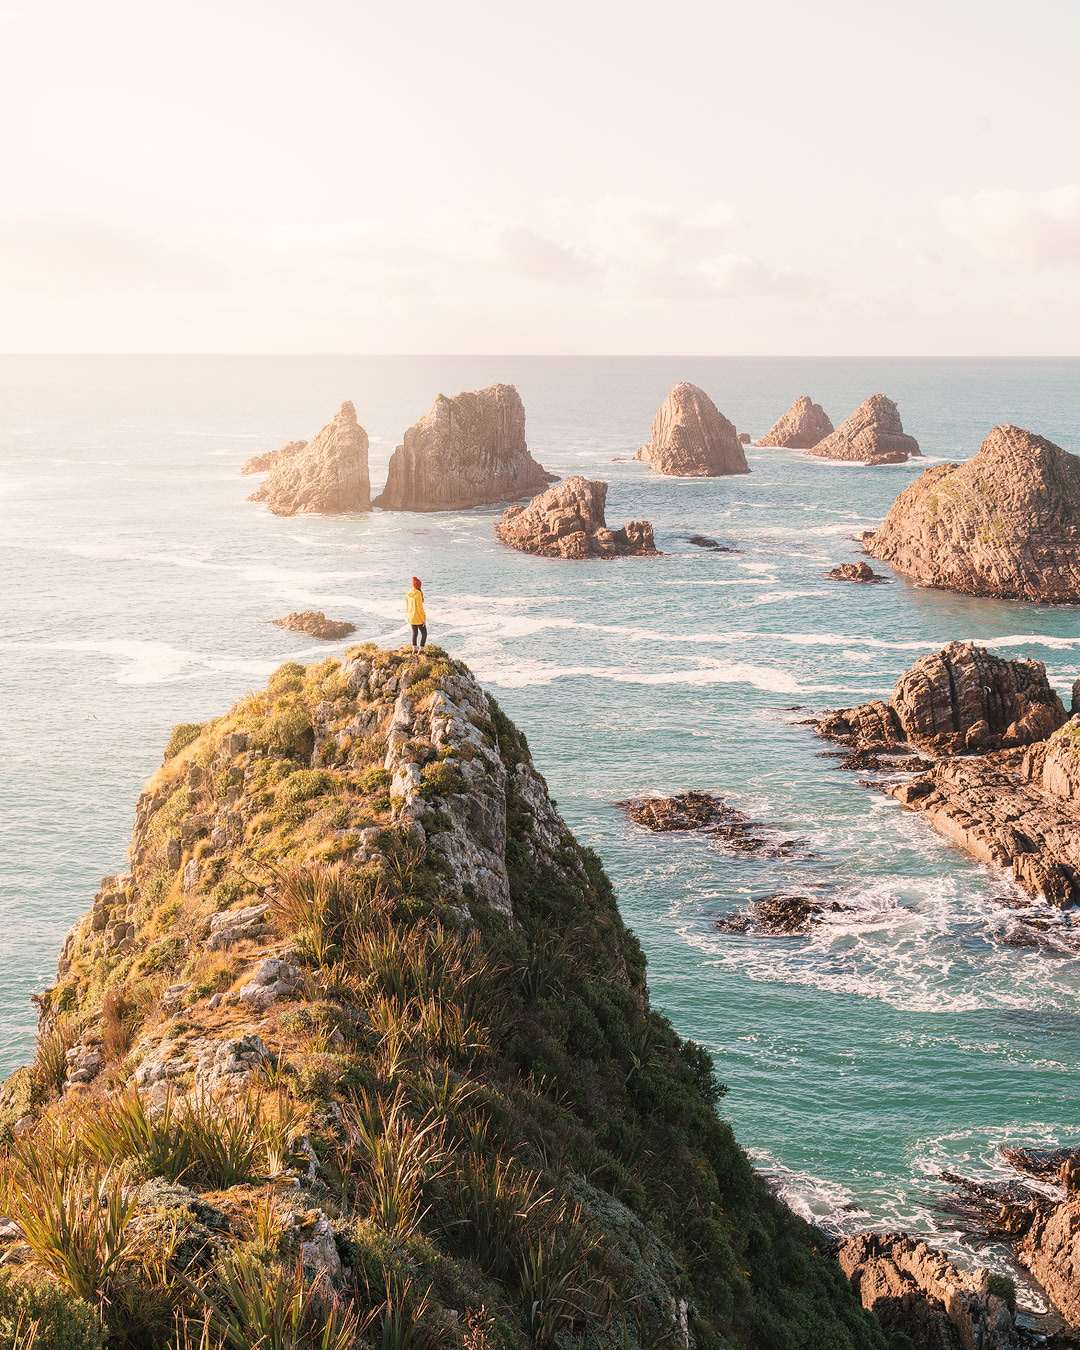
[164,723,204,761]
[0,1269,103,1350]
[276,770,335,807]
[986,1273,1016,1313]
[359,766,392,795]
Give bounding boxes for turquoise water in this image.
[2,356,1078,1290]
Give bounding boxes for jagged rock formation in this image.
[817,641,1066,755]
[241,439,307,476]
[374,383,554,511]
[837,1232,1016,1349]
[809,394,921,464]
[864,424,1080,601]
[635,383,749,476]
[826,562,888,583]
[737,431,751,444]
[1018,1195,1080,1324]
[248,402,371,515]
[755,396,834,449]
[495,476,657,558]
[816,643,1080,906]
[272,611,356,641]
[0,648,884,1350]
[717,893,852,936]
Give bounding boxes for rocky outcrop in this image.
[248,402,371,515]
[809,394,921,464]
[837,1232,1016,1350]
[864,424,1080,601]
[241,440,307,476]
[827,562,888,583]
[717,893,852,936]
[755,396,834,449]
[816,641,1066,756]
[617,791,730,830]
[272,611,356,641]
[495,477,657,559]
[374,383,554,511]
[636,383,749,476]
[1018,1197,1080,1325]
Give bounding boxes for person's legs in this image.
[411,624,421,650]
[418,624,427,650]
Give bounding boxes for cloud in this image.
[937,185,1080,267]
[0,211,234,293]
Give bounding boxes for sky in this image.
[0,0,1078,354]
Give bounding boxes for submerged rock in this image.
[865,424,1080,601]
[717,892,851,936]
[248,402,371,515]
[687,534,739,552]
[826,561,888,583]
[495,477,657,559]
[755,395,834,449]
[272,611,356,641]
[809,394,921,464]
[374,383,554,511]
[636,383,749,477]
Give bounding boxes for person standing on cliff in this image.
[406,576,427,652]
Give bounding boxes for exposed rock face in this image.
[755,396,834,449]
[737,431,751,445]
[827,562,888,583]
[837,1232,1015,1350]
[272,611,356,641]
[865,424,1080,601]
[495,477,657,559]
[635,383,749,476]
[374,383,554,511]
[241,440,307,476]
[817,641,1066,756]
[248,403,371,515]
[1018,1197,1080,1324]
[809,394,921,464]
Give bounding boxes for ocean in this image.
[2,355,1078,1298]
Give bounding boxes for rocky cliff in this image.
[754,396,834,449]
[636,383,749,477]
[0,649,881,1350]
[241,440,307,476]
[864,423,1080,601]
[809,394,921,464]
[495,477,657,559]
[374,384,555,511]
[248,402,371,515]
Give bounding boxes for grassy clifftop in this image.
[0,647,883,1350]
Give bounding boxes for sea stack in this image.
[809,394,920,464]
[865,424,1080,601]
[636,383,749,476]
[374,383,554,511]
[495,476,657,558]
[754,396,834,449]
[247,402,371,515]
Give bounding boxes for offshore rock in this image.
[617,791,730,830]
[249,402,371,515]
[635,383,749,477]
[865,424,1080,601]
[827,561,888,583]
[242,440,307,476]
[273,611,356,641]
[374,383,554,511]
[716,893,851,936]
[809,394,921,464]
[837,1232,1016,1350]
[816,641,1066,756]
[755,395,834,449]
[495,477,657,559]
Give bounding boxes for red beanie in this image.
[412,576,422,589]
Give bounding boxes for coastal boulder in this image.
[865,424,1080,601]
[272,611,356,641]
[755,396,834,449]
[495,476,657,559]
[636,383,749,476]
[374,383,554,511]
[809,394,920,464]
[248,402,371,515]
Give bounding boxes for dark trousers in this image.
[411,624,427,649]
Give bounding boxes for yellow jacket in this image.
[406,587,425,624]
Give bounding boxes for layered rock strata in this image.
[636,383,749,476]
[272,611,356,641]
[809,394,921,464]
[248,402,371,515]
[495,476,657,558]
[374,383,554,511]
[837,1232,1016,1350]
[755,396,834,449]
[864,424,1080,601]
